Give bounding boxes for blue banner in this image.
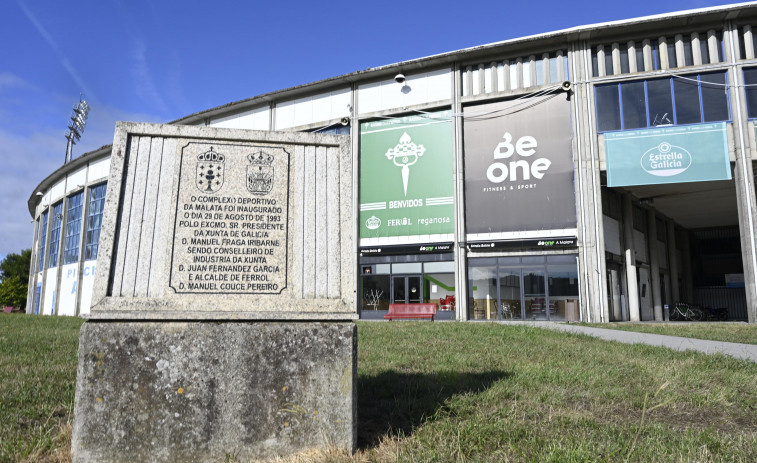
[605,123,731,187]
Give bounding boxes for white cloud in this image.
[16,0,96,101]
[131,39,169,114]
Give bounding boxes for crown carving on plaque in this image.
[197,147,225,162]
[247,151,274,165]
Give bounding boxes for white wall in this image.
[603,216,622,255]
[58,263,79,316]
[357,69,451,115]
[275,89,351,130]
[210,106,270,130]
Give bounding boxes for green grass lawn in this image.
[2,316,757,462]
[582,322,757,345]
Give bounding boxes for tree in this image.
[0,249,32,309]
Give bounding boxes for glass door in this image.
[498,269,522,320]
[392,275,422,304]
[523,268,548,320]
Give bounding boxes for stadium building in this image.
[27,3,757,323]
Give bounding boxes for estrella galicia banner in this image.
[463,95,576,234]
[605,123,731,187]
[359,111,454,242]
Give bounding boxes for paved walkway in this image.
[525,322,757,363]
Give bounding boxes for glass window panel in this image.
[635,46,644,71]
[592,52,599,77]
[497,257,521,266]
[426,273,455,309]
[547,263,579,322]
[522,256,545,264]
[374,263,391,275]
[596,85,621,132]
[647,79,674,126]
[621,81,647,129]
[700,72,729,122]
[498,270,522,320]
[469,264,497,320]
[63,191,84,264]
[37,212,48,272]
[535,58,544,85]
[47,202,63,268]
[361,275,390,311]
[547,255,577,263]
[424,261,454,273]
[673,77,702,124]
[470,257,497,266]
[85,183,107,260]
[549,57,558,83]
[744,68,757,119]
[524,270,547,320]
[392,262,422,274]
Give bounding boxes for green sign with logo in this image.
[605,123,731,187]
[360,111,454,241]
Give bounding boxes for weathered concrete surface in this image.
[72,321,356,462]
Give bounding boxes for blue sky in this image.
[0,0,743,260]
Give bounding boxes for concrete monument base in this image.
[72,321,356,462]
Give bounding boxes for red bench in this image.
[384,303,437,321]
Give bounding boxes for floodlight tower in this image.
[64,96,90,164]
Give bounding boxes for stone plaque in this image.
[170,142,289,294]
[88,122,356,320]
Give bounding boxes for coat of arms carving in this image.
[196,147,225,193]
[247,151,274,195]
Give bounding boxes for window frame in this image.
[85,183,107,261]
[594,71,732,133]
[63,190,85,265]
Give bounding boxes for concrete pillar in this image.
[623,195,640,321]
[648,209,663,320]
[572,42,608,323]
[726,24,757,323]
[666,220,680,303]
[452,64,468,321]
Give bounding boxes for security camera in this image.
[395,73,406,84]
[340,117,350,126]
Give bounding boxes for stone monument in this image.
[71,122,356,462]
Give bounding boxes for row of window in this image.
[595,71,730,132]
[36,183,107,272]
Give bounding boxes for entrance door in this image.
[392,275,423,304]
[523,268,548,320]
[498,269,522,319]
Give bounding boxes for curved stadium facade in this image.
[27,3,757,323]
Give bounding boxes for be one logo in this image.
[486,132,551,183]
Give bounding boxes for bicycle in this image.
[670,302,704,321]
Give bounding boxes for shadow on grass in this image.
[357,370,510,448]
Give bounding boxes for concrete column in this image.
[726,24,757,323]
[572,41,608,323]
[623,195,640,321]
[666,220,680,303]
[648,209,663,320]
[452,64,468,321]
